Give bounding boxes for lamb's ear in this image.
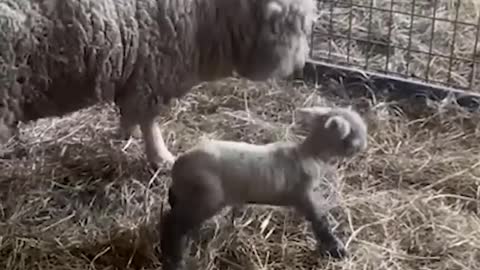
[295,106,333,125]
[325,116,351,139]
[264,1,284,21]
[309,106,334,115]
[296,107,319,125]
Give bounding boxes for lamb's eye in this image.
[342,136,353,149]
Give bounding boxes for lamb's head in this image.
[231,0,317,81]
[296,106,368,157]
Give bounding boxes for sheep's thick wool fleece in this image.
[0,0,196,125]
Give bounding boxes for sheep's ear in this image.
[325,116,351,139]
[265,1,284,20]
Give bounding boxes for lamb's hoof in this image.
[323,245,347,259]
[318,239,347,259]
[162,258,187,270]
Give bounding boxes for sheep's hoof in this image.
[119,125,142,140]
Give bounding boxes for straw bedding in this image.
[1,0,479,269]
[0,77,479,270]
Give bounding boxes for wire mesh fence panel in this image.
[310,0,480,92]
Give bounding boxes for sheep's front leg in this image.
[310,214,347,259]
[296,200,347,259]
[140,117,175,168]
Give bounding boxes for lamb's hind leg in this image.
[160,208,191,270]
[296,200,347,259]
[160,191,223,270]
[140,116,175,168]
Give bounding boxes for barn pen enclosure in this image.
[1,0,480,269]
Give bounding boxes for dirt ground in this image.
[0,76,479,270]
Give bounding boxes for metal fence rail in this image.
[305,0,480,107]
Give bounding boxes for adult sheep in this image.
[0,0,317,167]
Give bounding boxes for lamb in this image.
[159,106,369,270]
[0,0,317,167]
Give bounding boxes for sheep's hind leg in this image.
[296,201,347,259]
[140,117,175,168]
[119,114,142,139]
[115,97,143,140]
[230,205,245,226]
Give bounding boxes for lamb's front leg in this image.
[296,200,347,259]
[140,117,175,168]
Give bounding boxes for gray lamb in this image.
[160,106,369,270]
[0,0,316,167]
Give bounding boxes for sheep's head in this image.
[296,106,368,157]
[233,0,317,81]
